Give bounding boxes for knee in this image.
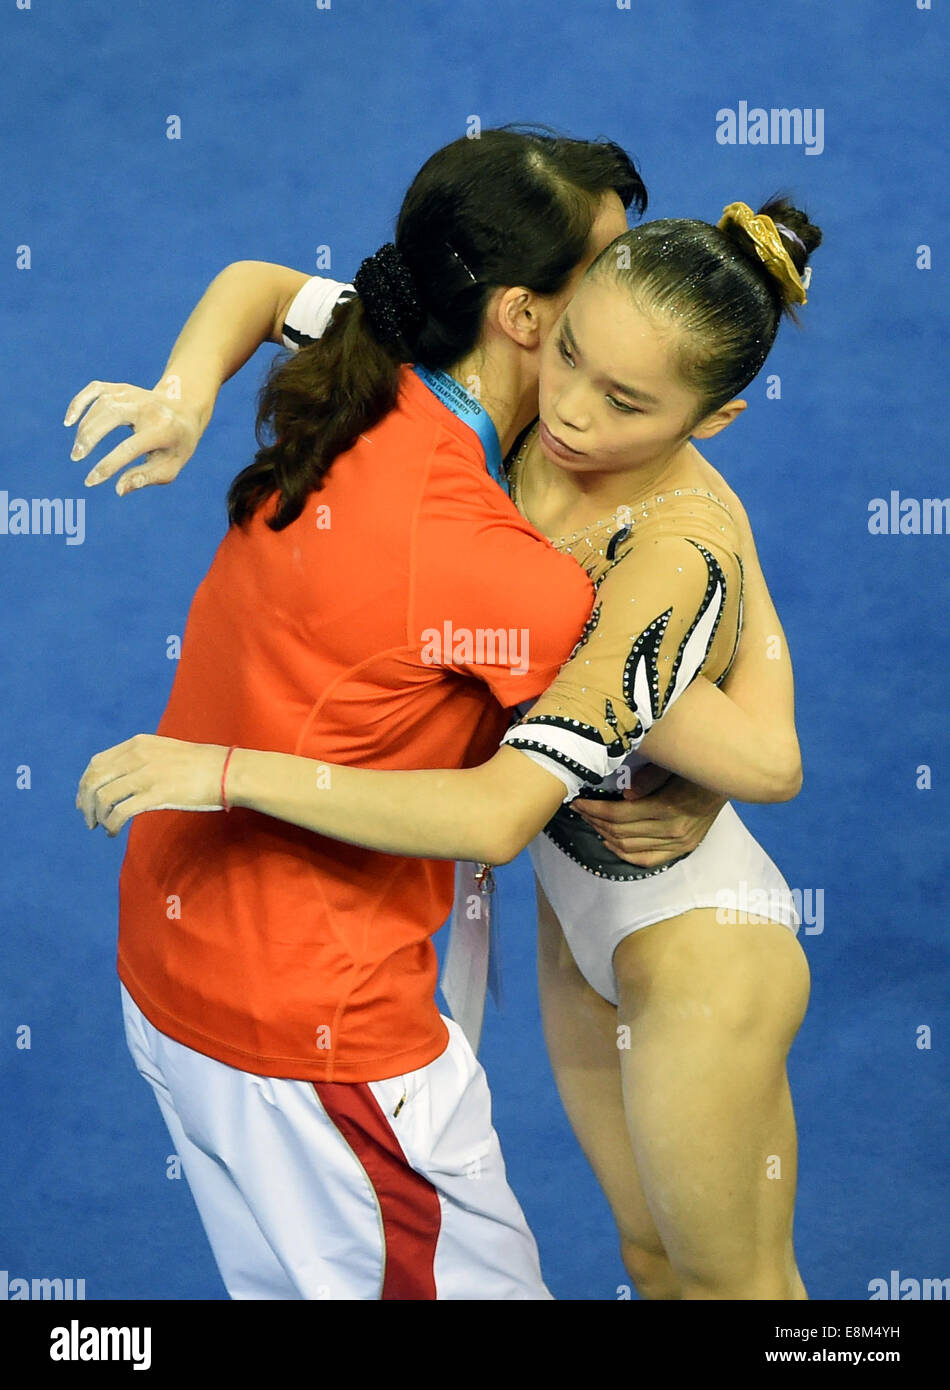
[676,1242,805,1300]
[679,1269,802,1300]
[620,1238,681,1301]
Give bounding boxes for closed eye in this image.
[607,396,641,414]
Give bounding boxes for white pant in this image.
[120,983,551,1300]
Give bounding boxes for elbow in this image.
[761,745,803,804]
[775,761,803,803]
[480,807,540,867]
[480,826,527,868]
[464,756,562,865]
[735,737,802,804]
[779,736,804,801]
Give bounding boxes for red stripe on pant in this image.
[313,1081,441,1300]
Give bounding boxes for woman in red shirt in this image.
[72,128,655,1302]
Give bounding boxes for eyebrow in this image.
[562,314,662,407]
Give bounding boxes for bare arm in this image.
[574,475,801,866]
[65,260,310,493]
[686,463,797,748]
[226,745,566,866]
[718,507,797,753]
[635,506,800,801]
[77,734,569,866]
[149,259,310,418]
[633,671,801,803]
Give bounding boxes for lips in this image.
[539,420,585,459]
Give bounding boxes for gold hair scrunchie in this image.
[717,202,808,305]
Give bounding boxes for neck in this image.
[545,443,689,510]
[448,342,537,456]
[527,437,697,536]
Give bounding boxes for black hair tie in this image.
[354,243,426,347]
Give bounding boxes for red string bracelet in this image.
[220,746,237,812]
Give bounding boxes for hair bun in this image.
[354,243,426,347]
[718,201,814,309]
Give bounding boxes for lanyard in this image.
[412,365,507,494]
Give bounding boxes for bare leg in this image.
[613,907,810,1299]
[536,880,682,1298]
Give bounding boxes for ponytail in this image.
[228,292,402,530]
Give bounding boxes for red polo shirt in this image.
[117,367,593,1080]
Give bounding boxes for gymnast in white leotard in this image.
[503,435,799,1007]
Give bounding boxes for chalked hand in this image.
[65,380,206,496]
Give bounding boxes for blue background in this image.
[1,0,947,1301]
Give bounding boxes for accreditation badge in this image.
[440,862,501,1054]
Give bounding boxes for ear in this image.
[690,398,747,440]
[491,286,542,349]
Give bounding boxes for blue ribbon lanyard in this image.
[412,365,507,494]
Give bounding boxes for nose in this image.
[553,379,591,436]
